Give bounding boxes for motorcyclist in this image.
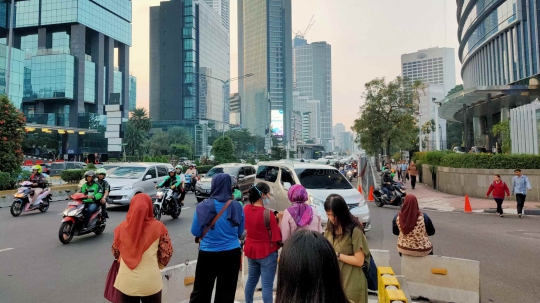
[28,165,46,205]
[185,164,197,188]
[381,170,395,202]
[230,175,243,206]
[174,165,186,207]
[81,171,103,230]
[156,168,181,210]
[95,168,110,222]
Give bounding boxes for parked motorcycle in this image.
[373,182,407,208]
[10,181,51,217]
[153,187,181,221]
[58,193,106,244]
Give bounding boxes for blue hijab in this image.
[196,173,243,229]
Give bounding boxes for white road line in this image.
[182,207,191,210]
[0,248,14,253]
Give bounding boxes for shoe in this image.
[519,214,522,218]
[105,213,109,219]
[181,202,185,207]
[499,214,503,217]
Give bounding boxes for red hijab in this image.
[113,194,167,270]
[398,195,421,235]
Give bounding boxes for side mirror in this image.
[144,174,152,180]
[238,174,245,179]
[283,182,291,191]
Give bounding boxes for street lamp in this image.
[432,98,442,151]
[416,110,422,152]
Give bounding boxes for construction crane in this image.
[294,15,316,40]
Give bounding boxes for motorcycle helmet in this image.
[175,165,183,172]
[84,170,96,182]
[31,165,42,174]
[167,168,175,175]
[96,168,107,177]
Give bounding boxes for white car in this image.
[254,161,371,231]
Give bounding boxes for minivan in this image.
[49,162,86,176]
[106,163,173,205]
[255,161,371,231]
[195,163,256,202]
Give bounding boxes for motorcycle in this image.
[58,192,106,244]
[346,169,354,182]
[373,182,407,208]
[184,174,195,193]
[153,187,181,221]
[10,181,51,217]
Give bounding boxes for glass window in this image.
[294,168,353,190]
[256,166,279,183]
[206,166,239,177]
[146,167,157,179]
[157,166,168,177]
[109,167,147,179]
[280,167,295,186]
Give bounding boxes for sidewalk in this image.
[233,289,379,303]
[405,181,540,215]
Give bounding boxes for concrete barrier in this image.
[161,261,198,303]
[401,255,480,303]
[371,249,390,267]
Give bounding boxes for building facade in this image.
[293,89,320,143]
[203,0,229,30]
[229,92,240,125]
[150,0,229,124]
[2,0,133,156]
[333,123,345,151]
[401,47,456,94]
[129,75,136,111]
[238,0,293,141]
[293,37,332,150]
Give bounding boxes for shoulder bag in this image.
[195,199,232,244]
[263,208,283,248]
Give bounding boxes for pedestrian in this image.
[396,160,402,181]
[324,194,371,303]
[280,184,323,243]
[189,173,245,303]
[275,230,350,303]
[392,195,435,257]
[486,174,510,217]
[407,161,418,189]
[243,183,282,303]
[111,194,173,303]
[511,169,532,218]
[401,161,408,184]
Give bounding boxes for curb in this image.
[483,208,540,216]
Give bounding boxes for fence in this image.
[360,156,378,194]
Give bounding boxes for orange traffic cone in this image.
[367,186,374,202]
[464,195,472,213]
[357,185,363,194]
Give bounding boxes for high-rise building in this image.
[238,0,293,140]
[293,89,320,142]
[401,47,456,95]
[293,38,332,150]
[204,0,230,30]
[229,93,240,125]
[129,76,137,111]
[333,123,346,151]
[4,0,133,156]
[340,131,353,154]
[150,0,230,124]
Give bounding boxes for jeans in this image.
[410,175,417,189]
[120,290,162,303]
[516,194,526,215]
[245,251,278,303]
[84,202,99,228]
[401,171,407,183]
[494,198,504,214]
[189,248,241,303]
[381,187,393,199]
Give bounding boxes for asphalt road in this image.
[1,187,539,303]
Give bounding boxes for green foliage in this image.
[446,121,463,149]
[86,163,97,170]
[352,77,423,158]
[60,169,87,183]
[213,136,237,163]
[271,147,286,160]
[392,151,402,161]
[125,122,148,156]
[414,151,540,169]
[0,172,13,190]
[0,95,26,175]
[22,132,60,159]
[492,121,511,153]
[129,108,152,132]
[446,84,464,97]
[197,165,214,174]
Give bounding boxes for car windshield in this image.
[206,167,238,177]
[294,168,353,190]
[108,167,146,179]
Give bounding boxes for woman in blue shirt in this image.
[189,173,245,303]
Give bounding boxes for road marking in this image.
[182,207,191,210]
[0,248,14,253]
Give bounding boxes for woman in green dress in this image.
[324,194,371,303]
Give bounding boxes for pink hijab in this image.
[286,185,313,227]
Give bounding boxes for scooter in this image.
[373,182,407,208]
[346,169,354,182]
[153,187,181,221]
[58,193,106,244]
[184,174,195,193]
[10,181,51,217]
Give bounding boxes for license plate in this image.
[68,202,79,206]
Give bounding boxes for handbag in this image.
[104,260,121,303]
[363,256,378,291]
[195,199,232,244]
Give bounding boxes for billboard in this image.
[271,109,284,138]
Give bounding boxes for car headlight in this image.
[122,184,134,190]
[358,197,366,207]
[309,196,324,206]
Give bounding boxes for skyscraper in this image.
[333,123,345,151]
[293,38,332,150]
[238,0,293,140]
[150,0,230,123]
[204,0,230,30]
[401,47,456,95]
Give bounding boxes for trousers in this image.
[245,252,278,303]
[494,198,504,214]
[515,194,526,215]
[121,290,162,303]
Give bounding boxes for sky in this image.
[131,0,461,131]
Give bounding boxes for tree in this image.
[271,147,286,160]
[124,122,148,156]
[352,77,423,161]
[446,85,464,149]
[129,107,152,132]
[145,129,169,156]
[447,84,464,96]
[225,128,256,158]
[421,119,436,149]
[0,95,26,175]
[492,121,511,153]
[212,136,236,163]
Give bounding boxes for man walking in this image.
[511,169,531,218]
[401,161,408,184]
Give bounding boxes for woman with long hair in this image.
[324,194,370,303]
[280,184,322,243]
[392,194,435,257]
[275,230,350,303]
[243,183,282,303]
[190,174,245,303]
[112,194,173,303]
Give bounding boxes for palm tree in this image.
[129,107,152,132]
[125,122,148,156]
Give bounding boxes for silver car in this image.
[106,163,173,205]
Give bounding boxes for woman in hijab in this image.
[392,195,435,257]
[112,194,173,303]
[280,184,322,242]
[189,173,245,303]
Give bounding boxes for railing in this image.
[360,156,378,194]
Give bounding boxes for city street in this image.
[1,188,540,303]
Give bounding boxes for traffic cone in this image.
[357,185,363,194]
[464,195,472,213]
[367,186,374,202]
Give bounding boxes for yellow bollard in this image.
[377,267,396,303]
[385,289,407,303]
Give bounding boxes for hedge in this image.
[0,172,11,190]
[60,169,87,183]
[197,165,213,174]
[413,151,540,169]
